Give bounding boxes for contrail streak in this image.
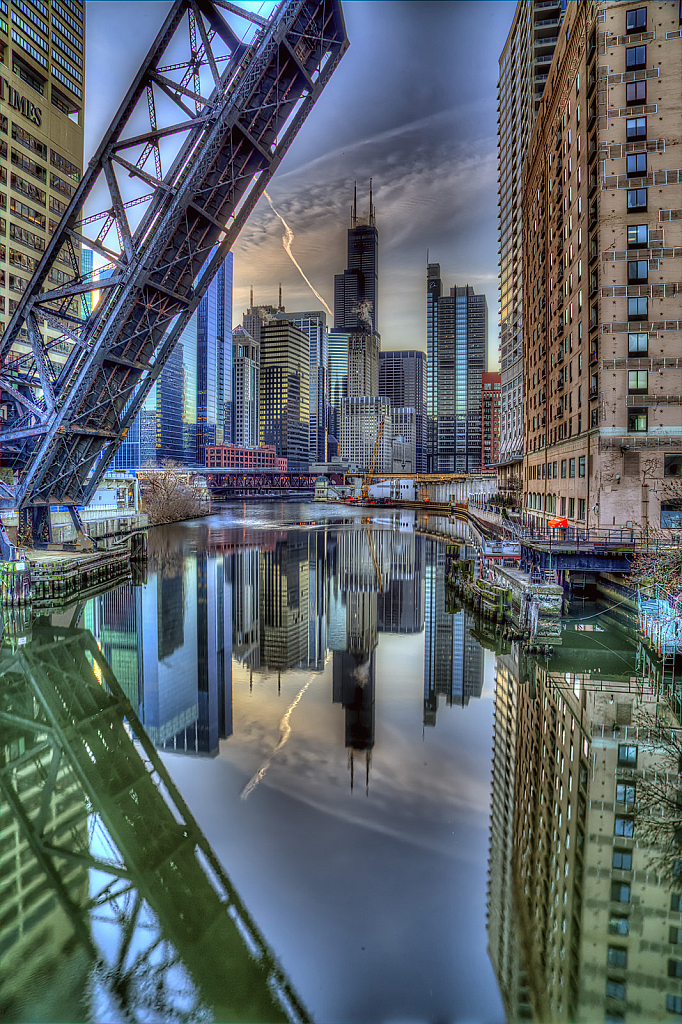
[240,673,315,800]
[263,190,332,317]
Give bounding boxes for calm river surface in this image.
[1,501,678,1023]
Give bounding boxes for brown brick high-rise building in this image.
[521,0,681,533]
[481,371,501,473]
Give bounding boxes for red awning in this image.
[548,517,568,528]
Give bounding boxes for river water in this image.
[0,501,679,1023]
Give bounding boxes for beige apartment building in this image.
[0,0,85,356]
[521,0,681,532]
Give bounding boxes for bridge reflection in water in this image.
[0,624,308,1023]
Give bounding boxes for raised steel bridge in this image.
[0,0,349,556]
[0,621,310,1021]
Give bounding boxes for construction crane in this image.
[360,416,385,504]
[0,0,349,556]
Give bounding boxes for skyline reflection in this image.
[82,515,485,762]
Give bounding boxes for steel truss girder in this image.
[0,624,310,1022]
[1,0,348,511]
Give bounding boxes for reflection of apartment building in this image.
[489,621,682,1022]
[232,547,260,667]
[521,0,682,532]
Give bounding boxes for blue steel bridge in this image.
[0,0,349,557]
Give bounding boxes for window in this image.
[626,80,646,105]
[608,947,628,968]
[618,744,637,766]
[569,458,576,478]
[569,497,575,519]
[578,498,586,520]
[616,783,636,805]
[628,259,648,283]
[664,455,682,479]
[553,461,557,478]
[561,459,567,478]
[610,916,630,935]
[669,960,682,979]
[628,408,648,432]
[628,224,648,247]
[626,6,646,30]
[615,816,635,837]
[628,332,648,354]
[628,370,648,393]
[626,116,646,140]
[670,927,682,945]
[628,296,648,320]
[626,45,646,70]
[672,894,682,912]
[627,153,647,177]
[613,849,633,870]
[668,995,682,1015]
[627,188,647,211]
[606,980,626,1000]
[661,501,682,529]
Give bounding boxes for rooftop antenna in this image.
[353,180,357,228]
[278,282,282,310]
[369,177,374,226]
[250,285,253,308]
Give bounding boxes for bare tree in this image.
[139,463,209,526]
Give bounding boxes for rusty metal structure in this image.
[0,0,349,555]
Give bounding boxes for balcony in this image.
[557,347,564,363]
[589,315,599,333]
[557,264,564,282]
[588,173,598,197]
[556,405,564,418]
[589,386,599,400]
[587,71,596,97]
[589,348,598,366]
[589,243,599,265]
[556,377,564,391]
[555,129,562,150]
[556,323,564,339]
[588,138,598,163]
[588,106,597,128]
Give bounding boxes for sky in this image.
[84,0,517,366]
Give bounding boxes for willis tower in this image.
[334,181,379,336]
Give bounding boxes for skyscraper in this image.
[379,350,427,472]
[115,254,232,468]
[481,371,501,473]
[347,331,379,398]
[260,318,310,471]
[334,181,379,335]
[197,253,233,463]
[327,330,350,452]
[231,325,260,449]
[498,0,564,493]
[276,309,329,464]
[426,267,488,473]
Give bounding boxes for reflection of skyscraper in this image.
[423,540,483,724]
[260,536,309,670]
[232,547,260,667]
[308,530,327,670]
[87,582,143,709]
[377,532,425,634]
[88,552,232,756]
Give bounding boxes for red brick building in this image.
[205,444,287,471]
[481,372,501,473]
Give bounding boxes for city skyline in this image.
[83,1,516,367]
